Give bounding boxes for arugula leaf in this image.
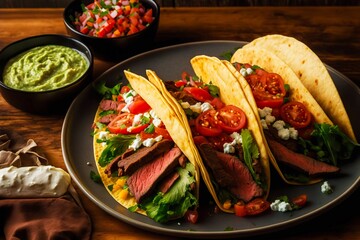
[144,123,155,133]
[98,135,136,167]
[300,123,359,166]
[241,129,261,185]
[139,163,198,223]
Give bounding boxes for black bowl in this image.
[63,0,160,61]
[0,34,93,114]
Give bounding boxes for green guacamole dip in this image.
[3,45,89,91]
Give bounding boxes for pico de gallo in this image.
[169,72,271,217]
[233,62,359,182]
[71,0,154,38]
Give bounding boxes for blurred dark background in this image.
[0,0,359,7]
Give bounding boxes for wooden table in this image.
[0,7,359,240]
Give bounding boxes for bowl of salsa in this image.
[0,34,93,114]
[63,0,160,61]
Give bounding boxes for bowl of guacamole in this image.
[0,34,93,114]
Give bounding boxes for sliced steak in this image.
[264,126,299,152]
[198,143,263,202]
[118,139,174,176]
[197,143,233,187]
[267,138,340,177]
[127,147,182,202]
[158,172,180,194]
[104,148,135,177]
[99,99,118,111]
[98,113,117,124]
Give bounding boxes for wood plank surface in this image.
[0,7,359,240]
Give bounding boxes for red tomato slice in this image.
[245,198,270,216]
[246,70,286,108]
[209,97,225,110]
[280,101,312,129]
[108,113,148,134]
[120,85,131,94]
[292,194,307,207]
[256,98,284,109]
[154,126,172,140]
[128,99,151,114]
[195,109,222,137]
[217,105,247,133]
[183,87,213,102]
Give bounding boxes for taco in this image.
[92,72,200,223]
[242,34,356,142]
[228,46,359,184]
[145,56,271,216]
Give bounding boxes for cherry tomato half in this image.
[292,194,307,207]
[108,113,149,134]
[245,198,270,216]
[246,70,286,108]
[183,87,213,102]
[217,105,247,133]
[128,99,151,114]
[280,101,312,129]
[195,109,222,137]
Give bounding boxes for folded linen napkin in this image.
[0,129,92,240]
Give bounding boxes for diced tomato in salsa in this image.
[72,0,154,38]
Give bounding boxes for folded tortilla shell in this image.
[92,71,201,216]
[243,34,356,141]
[190,55,271,211]
[229,46,335,184]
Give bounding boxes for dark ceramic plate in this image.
[61,41,359,239]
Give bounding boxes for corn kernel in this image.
[119,189,129,200]
[223,199,232,210]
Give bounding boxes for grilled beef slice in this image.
[127,146,182,202]
[99,99,119,111]
[267,138,340,177]
[104,148,135,177]
[118,139,174,176]
[158,172,180,194]
[198,143,264,202]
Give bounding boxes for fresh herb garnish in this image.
[98,134,136,167]
[90,170,102,184]
[241,129,261,185]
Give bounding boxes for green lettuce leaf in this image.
[241,129,261,185]
[139,163,198,223]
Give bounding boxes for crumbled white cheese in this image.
[289,127,298,140]
[272,120,286,131]
[190,102,202,114]
[223,142,235,154]
[278,128,290,140]
[240,68,247,77]
[230,132,242,145]
[142,135,163,147]
[98,131,109,140]
[129,135,142,150]
[180,101,191,109]
[152,118,162,127]
[321,181,333,194]
[270,199,292,212]
[265,114,276,125]
[246,67,254,75]
[260,119,268,129]
[200,102,213,112]
[258,107,273,118]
